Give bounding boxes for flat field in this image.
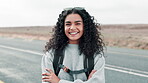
[0,24,147,50]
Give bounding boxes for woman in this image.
[41,7,105,83]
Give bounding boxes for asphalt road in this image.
[0,37,148,83]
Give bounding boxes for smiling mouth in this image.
[69,32,79,35]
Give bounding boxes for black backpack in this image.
[53,49,94,78]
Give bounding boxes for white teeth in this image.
[70,32,78,34]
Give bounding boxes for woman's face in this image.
[64,14,84,44]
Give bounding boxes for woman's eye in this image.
[76,23,81,25]
[66,24,71,26]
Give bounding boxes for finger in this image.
[42,79,50,82]
[88,70,97,79]
[90,70,97,75]
[42,73,50,76]
[42,76,52,82]
[42,76,49,79]
[46,68,53,73]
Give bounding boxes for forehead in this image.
[65,14,83,22]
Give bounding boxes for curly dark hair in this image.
[45,8,105,57]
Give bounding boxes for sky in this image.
[0,0,148,27]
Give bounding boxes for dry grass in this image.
[101,24,148,49]
[0,24,148,50]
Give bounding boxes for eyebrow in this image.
[65,20,82,23]
[65,21,71,23]
[75,21,82,23]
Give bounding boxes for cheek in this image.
[80,26,84,33]
[80,24,84,32]
[64,27,69,34]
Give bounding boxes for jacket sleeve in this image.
[41,51,54,83]
[59,55,105,83]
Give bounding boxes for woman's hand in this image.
[42,69,60,83]
[88,70,97,80]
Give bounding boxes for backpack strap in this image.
[53,49,64,76]
[58,64,88,75]
[53,49,94,78]
[84,56,94,78]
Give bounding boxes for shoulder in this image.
[93,53,105,68]
[42,49,55,60]
[94,52,105,61]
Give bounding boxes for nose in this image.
[70,24,76,30]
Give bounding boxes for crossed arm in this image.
[42,69,97,83]
[41,52,105,83]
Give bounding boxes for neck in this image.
[68,40,79,44]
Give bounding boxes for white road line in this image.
[106,64,148,74]
[105,67,148,78]
[0,44,148,78]
[0,44,42,56]
[107,50,148,58]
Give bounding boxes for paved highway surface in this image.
[0,37,148,83]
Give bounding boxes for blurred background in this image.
[0,0,148,83]
[0,0,148,27]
